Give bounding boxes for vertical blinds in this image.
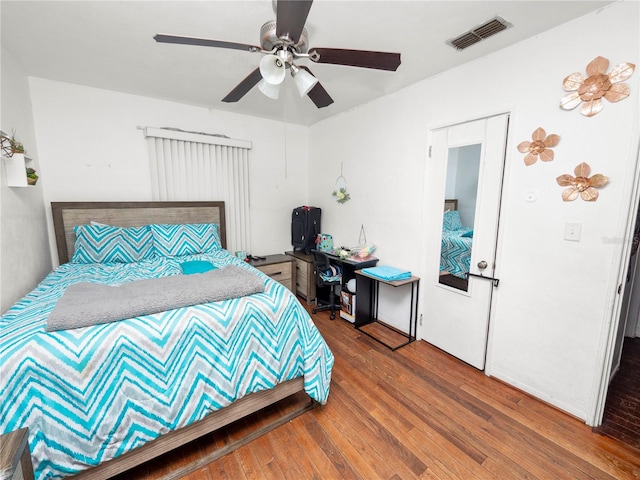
[143,127,252,254]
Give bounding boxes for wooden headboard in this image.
[444,199,458,211]
[51,201,227,264]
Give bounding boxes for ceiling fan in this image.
[154,0,401,108]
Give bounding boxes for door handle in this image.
[467,260,500,286]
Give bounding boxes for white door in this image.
[421,114,509,370]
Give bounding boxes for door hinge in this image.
[419,313,423,326]
[428,145,432,158]
[618,284,622,294]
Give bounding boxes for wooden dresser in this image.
[285,251,316,305]
[248,254,296,293]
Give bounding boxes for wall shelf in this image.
[2,153,35,187]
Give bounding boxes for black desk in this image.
[355,270,420,350]
[314,251,378,306]
[323,252,379,284]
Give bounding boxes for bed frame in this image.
[444,198,458,212]
[50,201,315,479]
[52,201,229,264]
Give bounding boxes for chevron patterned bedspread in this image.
[440,230,473,279]
[0,250,334,479]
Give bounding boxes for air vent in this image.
[447,16,512,51]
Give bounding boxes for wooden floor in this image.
[124,305,640,480]
[596,336,640,451]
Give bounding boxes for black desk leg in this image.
[355,276,419,351]
[354,274,373,327]
[409,281,418,342]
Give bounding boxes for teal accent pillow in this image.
[461,230,474,238]
[180,260,217,274]
[443,210,463,231]
[150,223,222,257]
[71,224,154,264]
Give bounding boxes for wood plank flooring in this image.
[595,336,640,451]
[118,305,640,480]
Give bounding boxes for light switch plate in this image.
[564,222,582,242]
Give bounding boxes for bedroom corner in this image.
[0,46,52,313]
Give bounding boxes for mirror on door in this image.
[438,144,482,292]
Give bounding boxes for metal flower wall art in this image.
[556,162,608,202]
[517,127,560,166]
[560,56,636,117]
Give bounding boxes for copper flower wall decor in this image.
[517,127,560,166]
[556,162,608,202]
[560,56,636,117]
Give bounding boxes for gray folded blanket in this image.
[46,265,264,332]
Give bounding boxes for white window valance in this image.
[143,127,252,149]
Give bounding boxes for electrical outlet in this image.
[564,222,582,242]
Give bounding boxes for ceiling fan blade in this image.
[309,48,401,71]
[222,68,262,103]
[154,34,260,52]
[276,0,313,44]
[299,66,333,108]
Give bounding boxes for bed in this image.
[0,201,334,479]
[440,203,474,279]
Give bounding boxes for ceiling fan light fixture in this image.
[290,64,318,97]
[258,78,281,99]
[155,0,400,108]
[259,54,286,85]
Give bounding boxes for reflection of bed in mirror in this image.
[440,199,473,281]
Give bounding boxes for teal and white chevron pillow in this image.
[443,210,463,231]
[71,224,155,264]
[150,223,221,257]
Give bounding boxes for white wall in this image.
[28,79,309,265]
[450,144,481,228]
[5,0,638,425]
[0,46,52,313]
[308,1,640,422]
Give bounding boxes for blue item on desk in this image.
[317,233,333,252]
[362,265,411,281]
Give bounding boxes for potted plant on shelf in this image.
[26,167,38,185]
[10,135,25,155]
[0,131,26,157]
[8,130,25,155]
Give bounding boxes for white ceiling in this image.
[1,0,613,126]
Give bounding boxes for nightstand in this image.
[248,254,296,293]
[285,251,316,305]
[0,428,35,480]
